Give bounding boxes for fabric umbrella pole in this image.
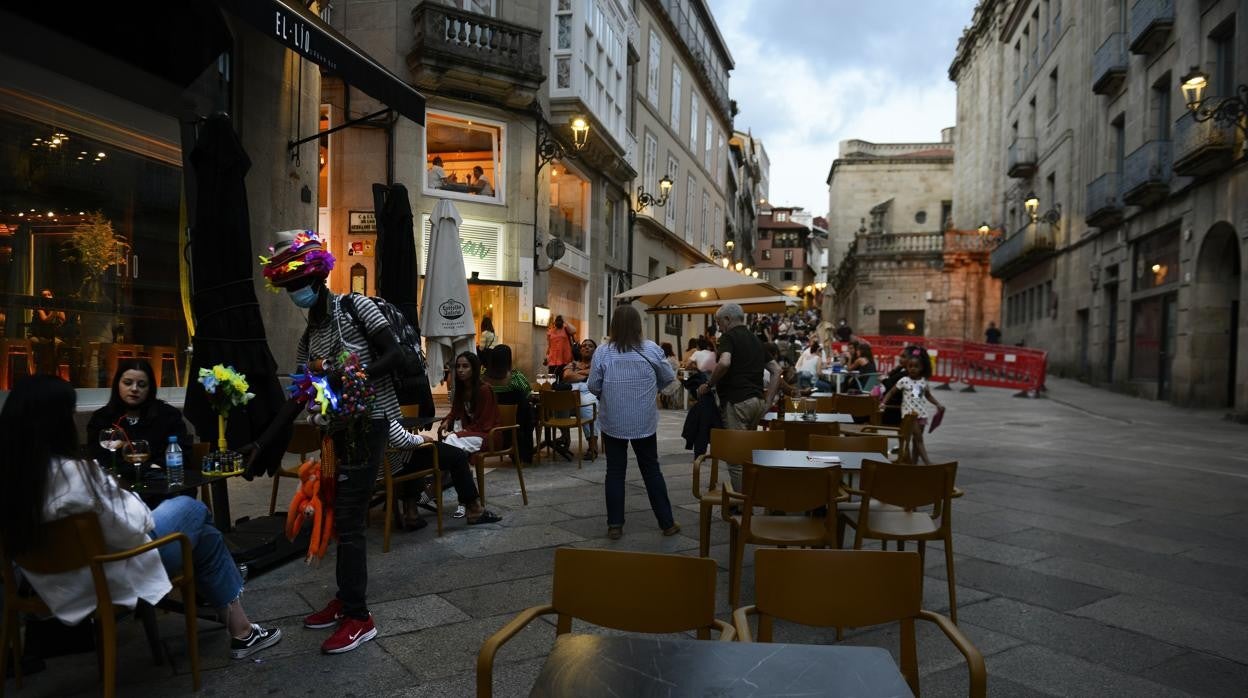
[419,198,475,387]
[183,114,288,477]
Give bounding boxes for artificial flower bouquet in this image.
[197,364,256,474]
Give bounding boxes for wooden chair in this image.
[536,389,596,468]
[691,429,787,557]
[843,413,917,464]
[378,441,444,551]
[733,549,985,698]
[269,423,322,515]
[842,459,960,622]
[769,419,839,450]
[815,395,837,413]
[470,403,528,506]
[0,514,200,697]
[476,548,733,698]
[721,462,845,607]
[834,393,882,424]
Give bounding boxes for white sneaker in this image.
[453,505,467,518]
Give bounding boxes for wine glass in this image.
[124,440,151,491]
[99,428,123,476]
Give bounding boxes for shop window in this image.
[1133,228,1178,291]
[0,108,185,389]
[423,111,504,205]
[548,161,590,253]
[420,214,504,279]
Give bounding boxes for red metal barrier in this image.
[835,335,1047,394]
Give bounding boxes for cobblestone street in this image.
[17,377,1248,697]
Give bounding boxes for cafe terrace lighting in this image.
[735,261,744,272]
[1179,66,1247,135]
[634,174,673,213]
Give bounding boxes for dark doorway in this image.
[1191,224,1241,407]
[1159,294,1177,400]
[1077,309,1090,380]
[1105,283,1119,382]
[879,310,925,337]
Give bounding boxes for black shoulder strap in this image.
[340,293,371,336]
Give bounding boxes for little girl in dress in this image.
[881,355,946,464]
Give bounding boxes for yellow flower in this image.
[214,366,229,381]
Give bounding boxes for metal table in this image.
[763,411,854,424]
[751,449,880,472]
[529,634,912,697]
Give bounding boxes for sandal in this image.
[467,510,503,525]
[607,526,623,540]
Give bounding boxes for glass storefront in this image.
[549,161,589,253]
[0,107,185,389]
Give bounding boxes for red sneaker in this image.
[304,598,344,629]
[321,614,377,654]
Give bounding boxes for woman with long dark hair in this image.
[588,304,678,540]
[85,359,189,466]
[561,337,601,461]
[482,344,535,464]
[0,375,280,659]
[439,351,497,455]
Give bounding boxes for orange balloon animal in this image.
[286,457,335,562]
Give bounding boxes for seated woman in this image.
[684,338,717,375]
[0,375,281,659]
[86,359,189,468]
[439,351,498,456]
[763,342,802,411]
[847,340,879,393]
[385,420,501,527]
[480,344,535,465]
[657,342,684,408]
[561,338,601,461]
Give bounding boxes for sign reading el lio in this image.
[349,211,377,235]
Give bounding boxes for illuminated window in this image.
[422,111,504,205]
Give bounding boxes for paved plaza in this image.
[13,377,1248,697]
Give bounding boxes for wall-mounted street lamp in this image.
[1180,67,1247,135]
[1024,192,1060,226]
[977,221,992,234]
[634,175,674,212]
[534,115,590,274]
[1024,191,1040,221]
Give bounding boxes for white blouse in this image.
[19,457,171,624]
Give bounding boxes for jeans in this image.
[398,441,479,504]
[332,418,387,619]
[602,433,675,529]
[152,496,243,609]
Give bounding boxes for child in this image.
[881,356,946,464]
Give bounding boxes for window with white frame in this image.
[447,0,496,15]
[665,154,679,230]
[716,132,725,187]
[774,211,787,222]
[643,132,658,209]
[689,92,699,155]
[549,160,591,252]
[669,65,682,133]
[700,190,710,250]
[713,204,722,247]
[421,214,504,279]
[684,174,696,243]
[423,111,504,205]
[647,29,661,107]
[704,117,712,171]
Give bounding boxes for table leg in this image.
[209,479,232,531]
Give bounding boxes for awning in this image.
[218,0,425,125]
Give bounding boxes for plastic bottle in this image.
[166,435,184,486]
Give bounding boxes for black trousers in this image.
[397,441,479,504]
[332,419,386,620]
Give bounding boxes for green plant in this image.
[64,211,129,299]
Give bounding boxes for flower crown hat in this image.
[259,229,336,292]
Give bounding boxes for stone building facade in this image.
[950,0,1247,412]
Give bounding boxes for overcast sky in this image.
[704,0,978,217]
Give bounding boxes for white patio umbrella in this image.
[614,263,782,308]
[420,199,476,387]
[645,294,800,315]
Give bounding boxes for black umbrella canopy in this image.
[183,115,288,476]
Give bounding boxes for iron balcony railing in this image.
[1092,33,1127,94]
[1085,172,1123,225]
[1007,136,1037,178]
[1172,110,1240,176]
[1129,0,1174,54]
[656,0,731,118]
[410,3,543,82]
[990,224,1054,277]
[1121,140,1172,203]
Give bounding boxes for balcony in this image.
[1092,33,1128,95]
[1085,172,1124,228]
[1129,0,1174,56]
[1007,137,1037,178]
[859,232,944,257]
[1172,111,1241,177]
[1121,140,1172,206]
[990,224,1056,278]
[408,3,544,108]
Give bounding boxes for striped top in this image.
[296,293,401,421]
[588,340,675,440]
[384,419,425,475]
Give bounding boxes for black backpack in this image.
[340,294,434,414]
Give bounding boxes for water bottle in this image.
[166,435,184,486]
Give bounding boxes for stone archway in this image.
[1189,223,1241,408]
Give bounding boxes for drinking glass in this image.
[124,440,151,491]
[99,428,123,475]
[803,398,817,418]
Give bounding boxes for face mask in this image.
[289,286,318,308]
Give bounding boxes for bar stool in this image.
[148,345,181,386]
[103,343,144,382]
[0,339,36,390]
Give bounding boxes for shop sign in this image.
[349,210,376,235]
[518,257,533,323]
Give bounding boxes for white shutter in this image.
[420,214,504,280]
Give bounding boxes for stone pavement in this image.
[12,377,1248,697]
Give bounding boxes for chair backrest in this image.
[808,434,888,455]
[538,388,581,416]
[859,459,957,514]
[287,423,322,457]
[741,462,841,515]
[8,513,108,575]
[551,548,719,635]
[707,428,785,465]
[400,404,423,419]
[835,393,880,419]
[815,396,837,414]
[752,548,922,634]
[484,403,519,453]
[495,403,518,427]
[773,420,839,450]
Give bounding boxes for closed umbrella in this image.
[419,199,475,387]
[374,183,434,412]
[183,115,288,476]
[615,263,782,308]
